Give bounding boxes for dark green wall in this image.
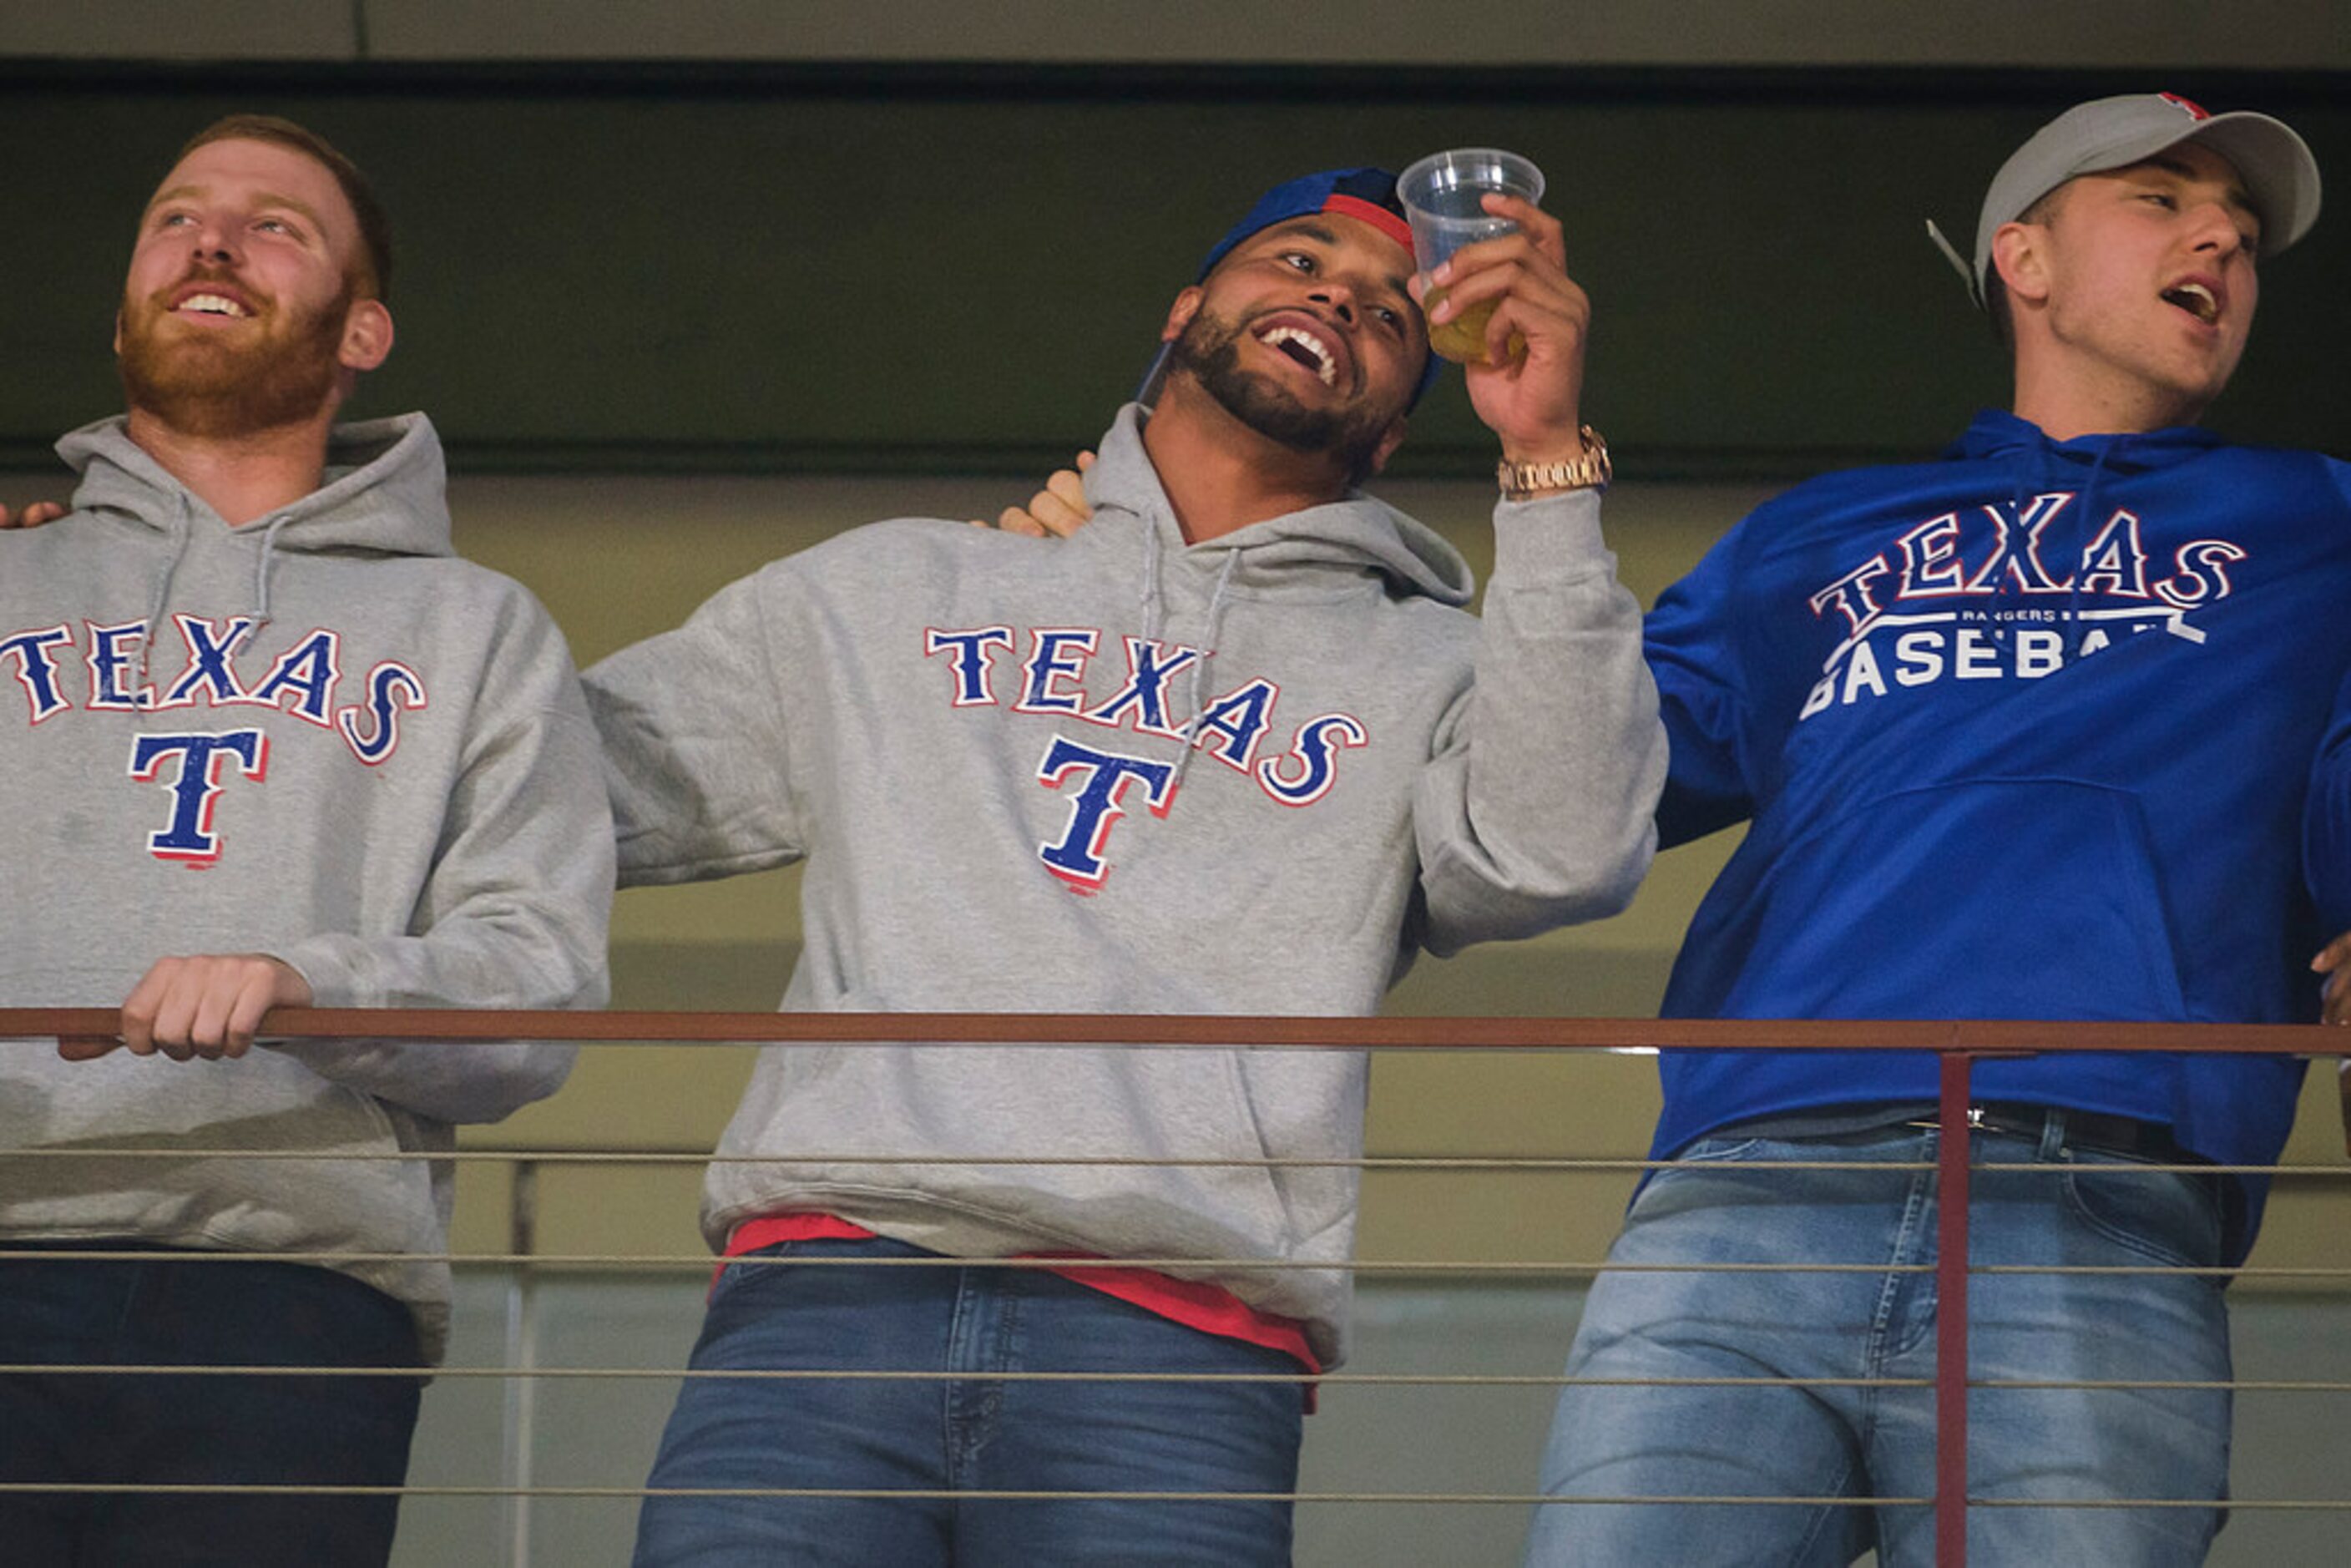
[7,64,2344,480]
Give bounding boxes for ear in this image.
[1364,415,1409,477]
[1160,286,1204,345]
[1990,220,2052,306]
[337,298,395,372]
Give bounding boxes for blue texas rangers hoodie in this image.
[1646,407,2351,1252]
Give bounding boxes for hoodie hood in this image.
[1947,406,2225,474]
[58,412,456,560]
[1946,407,2232,656]
[1083,403,1474,609]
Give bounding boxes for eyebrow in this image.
[2137,154,2263,231]
[144,184,334,236]
[1258,218,1418,307]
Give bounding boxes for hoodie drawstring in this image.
[2065,437,2121,657]
[250,513,293,629]
[141,496,194,684]
[139,507,290,680]
[1139,533,1165,646]
[1171,549,1241,794]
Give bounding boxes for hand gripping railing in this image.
[3,1007,2344,1566]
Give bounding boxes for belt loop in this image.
[2037,1108,2069,1160]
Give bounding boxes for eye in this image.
[2141,191,2178,210]
[1278,250,1317,274]
[1372,303,1404,332]
[255,217,296,236]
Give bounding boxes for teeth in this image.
[178,293,250,318]
[2162,282,2218,324]
[1257,325,1337,386]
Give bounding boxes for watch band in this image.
[1498,427,1610,499]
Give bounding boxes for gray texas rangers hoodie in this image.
[0,414,612,1358]
[587,405,1663,1366]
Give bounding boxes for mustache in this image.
[140,262,272,316]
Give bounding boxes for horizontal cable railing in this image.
[4,1009,2346,1565]
[9,1006,2343,1050]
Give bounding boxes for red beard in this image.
[118,266,351,439]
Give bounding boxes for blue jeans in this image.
[1525,1119,2232,1567]
[0,1242,423,1567]
[633,1237,1305,1566]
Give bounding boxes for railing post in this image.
[502,1158,541,1566]
[1935,1051,1972,1566]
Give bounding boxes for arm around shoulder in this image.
[584,564,811,888]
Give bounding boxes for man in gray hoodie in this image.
[590,167,1665,1565]
[0,117,612,1565]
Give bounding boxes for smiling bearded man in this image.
[0,116,609,1568]
[115,260,356,438]
[1164,290,1403,486]
[589,165,1664,1567]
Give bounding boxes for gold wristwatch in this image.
[1498,427,1610,499]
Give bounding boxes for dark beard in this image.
[118,270,351,439]
[1167,307,1393,488]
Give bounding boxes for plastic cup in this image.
[1397,148,1546,363]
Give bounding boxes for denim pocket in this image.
[1625,1135,1772,1222]
[709,1241,798,1306]
[1669,1134,1771,1165]
[2060,1151,2224,1271]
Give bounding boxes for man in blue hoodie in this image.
[1527,94,2350,1565]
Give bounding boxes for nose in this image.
[190,215,238,266]
[1309,278,1358,324]
[2184,197,2245,257]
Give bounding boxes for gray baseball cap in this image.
[1928,92,2323,307]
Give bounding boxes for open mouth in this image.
[1256,323,1337,387]
[2160,282,2219,326]
[174,291,253,319]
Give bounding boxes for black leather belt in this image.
[1912,1102,2200,1164]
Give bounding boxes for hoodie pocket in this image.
[1712,779,2192,1020]
[1216,1046,1366,1262]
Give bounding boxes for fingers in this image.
[973,451,1099,539]
[988,503,1049,538]
[1425,235,1587,361]
[1420,199,1591,451]
[1028,462,1096,539]
[1481,193,1565,265]
[56,1035,123,1062]
[114,954,311,1062]
[1,501,67,529]
[2318,930,2351,1026]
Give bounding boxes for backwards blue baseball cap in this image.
[1196,167,1419,279]
[1141,166,1443,407]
